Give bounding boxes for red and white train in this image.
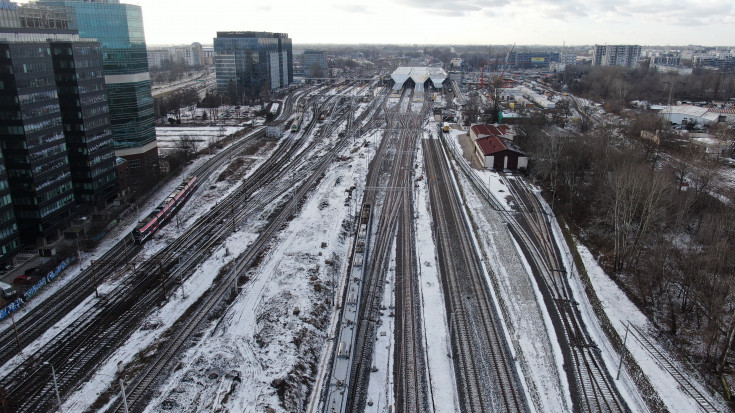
[131,176,198,243]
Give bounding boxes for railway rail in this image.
[0,85,348,412]
[501,176,627,413]
[423,138,527,413]
[439,131,629,412]
[112,81,384,412]
[629,325,721,413]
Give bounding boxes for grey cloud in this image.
[398,0,510,16]
[333,4,372,14]
[399,0,734,25]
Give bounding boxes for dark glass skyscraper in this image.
[214,32,293,102]
[0,40,76,243]
[0,1,118,245]
[52,41,118,205]
[39,0,159,187]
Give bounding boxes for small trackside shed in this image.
[475,135,528,170]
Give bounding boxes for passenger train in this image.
[131,176,198,243]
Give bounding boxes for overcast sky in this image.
[18,0,735,47]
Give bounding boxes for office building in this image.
[0,1,117,244]
[0,152,20,260]
[39,0,159,186]
[214,31,293,101]
[52,41,118,205]
[593,45,642,68]
[0,40,76,243]
[303,50,327,78]
[507,51,560,69]
[147,43,204,68]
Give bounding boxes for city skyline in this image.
[14,0,735,47]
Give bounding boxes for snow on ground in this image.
[0,153,213,374]
[364,240,396,412]
[578,245,729,413]
[416,133,458,413]
[40,129,282,410]
[542,197,650,412]
[156,126,244,153]
[138,130,377,412]
[443,127,513,211]
[451,160,570,409]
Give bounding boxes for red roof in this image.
[471,124,503,139]
[475,135,526,156]
[497,124,510,134]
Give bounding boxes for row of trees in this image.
[548,64,735,113]
[518,114,735,373]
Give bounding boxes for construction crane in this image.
[499,43,515,83]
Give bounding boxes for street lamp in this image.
[43,361,63,413]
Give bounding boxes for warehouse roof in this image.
[476,135,526,156]
[391,66,447,90]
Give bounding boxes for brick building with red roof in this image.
[471,124,528,170]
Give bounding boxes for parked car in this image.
[13,275,34,285]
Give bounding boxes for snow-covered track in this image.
[629,325,721,413]
[0,86,327,412]
[423,138,528,413]
[116,89,383,413]
[500,176,628,413]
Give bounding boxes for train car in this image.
[290,114,301,132]
[131,176,198,243]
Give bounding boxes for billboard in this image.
[531,57,547,62]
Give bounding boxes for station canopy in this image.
[391,66,448,90]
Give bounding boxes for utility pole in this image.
[10,313,20,350]
[43,361,63,413]
[0,387,8,413]
[119,379,129,413]
[91,260,99,298]
[617,322,630,380]
[158,262,167,301]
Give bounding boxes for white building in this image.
[656,105,721,126]
[147,43,204,68]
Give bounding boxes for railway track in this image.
[113,84,384,412]
[438,131,629,412]
[346,87,421,412]
[0,86,312,370]
[423,138,527,413]
[0,86,339,412]
[501,176,627,413]
[629,325,720,413]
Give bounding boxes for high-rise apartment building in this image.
[303,50,327,78]
[593,45,642,68]
[0,1,117,244]
[214,31,292,101]
[39,0,159,187]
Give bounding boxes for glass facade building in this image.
[52,41,118,205]
[507,51,561,69]
[0,150,20,260]
[39,0,158,185]
[303,50,327,78]
[0,2,119,245]
[0,41,76,243]
[214,31,293,101]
